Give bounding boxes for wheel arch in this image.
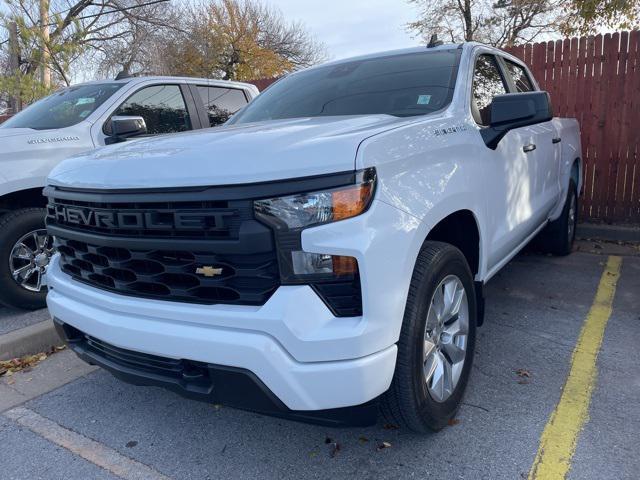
[424,209,481,278]
[571,157,582,195]
[0,188,47,215]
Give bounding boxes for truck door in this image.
[471,53,540,271]
[499,58,561,220]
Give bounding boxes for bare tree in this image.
[407,0,565,47]
[1,0,177,86]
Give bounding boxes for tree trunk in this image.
[40,0,51,88]
[8,22,22,112]
[463,0,473,41]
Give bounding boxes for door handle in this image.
[523,144,536,153]
[552,137,562,144]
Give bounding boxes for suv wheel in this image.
[0,208,53,310]
[381,241,477,432]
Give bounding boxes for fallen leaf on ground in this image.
[377,441,392,451]
[448,418,460,426]
[515,368,531,378]
[0,350,59,378]
[125,441,138,448]
[383,423,399,430]
[358,435,369,444]
[328,441,341,458]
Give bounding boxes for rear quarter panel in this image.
[549,117,582,220]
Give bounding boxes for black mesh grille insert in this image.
[55,237,279,305]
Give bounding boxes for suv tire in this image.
[381,241,477,432]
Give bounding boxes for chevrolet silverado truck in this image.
[0,76,258,309]
[44,42,581,431]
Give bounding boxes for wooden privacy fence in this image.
[506,31,640,224]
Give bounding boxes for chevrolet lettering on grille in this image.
[47,204,235,231]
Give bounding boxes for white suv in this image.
[45,43,581,431]
[0,76,258,309]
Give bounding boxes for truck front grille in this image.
[46,187,280,306]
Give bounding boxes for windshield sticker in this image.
[76,97,94,105]
[28,136,81,145]
[417,95,431,105]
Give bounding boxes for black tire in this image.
[536,180,578,256]
[0,208,49,310]
[380,241,477,433]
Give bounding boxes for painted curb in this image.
[0,319,62,361]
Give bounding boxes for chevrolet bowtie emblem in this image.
[195,266,224,277]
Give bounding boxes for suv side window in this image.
[471,54,508,126]
[197,86,248,126]
[106,84,192,135]
[504,60,535,92]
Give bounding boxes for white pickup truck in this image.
[45,42,581,431]
[0,76,258,309]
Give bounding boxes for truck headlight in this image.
[253,168,376,229]
[253,168,376,316]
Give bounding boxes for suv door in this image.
[100,83,199,143]
[193,85,249,127]
[471,53,539,271]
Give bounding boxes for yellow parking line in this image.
[528,255,622,480]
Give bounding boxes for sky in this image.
[265,0,424,60]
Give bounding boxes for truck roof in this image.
[73,76,258,94]
[303,41,518,72]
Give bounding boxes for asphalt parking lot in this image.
[1,246,639,480]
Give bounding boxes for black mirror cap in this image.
[481,91,553,149]
[111,116,147,138]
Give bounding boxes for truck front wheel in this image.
[381,241,477,432]
[0,208,53,310]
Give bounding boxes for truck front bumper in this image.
[53,318,381,426]
[46,255,397,421]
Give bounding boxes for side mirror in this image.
[107,116,147,144]
[481,91,553,149]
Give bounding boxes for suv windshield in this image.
[2,83,124,130]
[230,50,460,124]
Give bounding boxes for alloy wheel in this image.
[423,275,469,403]
[568,193,577,242]
[9,229,55,292]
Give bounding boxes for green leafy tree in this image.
[561,0,640,34]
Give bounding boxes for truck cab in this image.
[0,76,258,309]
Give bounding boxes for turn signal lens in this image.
[332,182,374,221]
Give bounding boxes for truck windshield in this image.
[229,50,460,124]
[1,83,124,130]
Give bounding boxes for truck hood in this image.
[0,124,90,159]
[47,115,405,189]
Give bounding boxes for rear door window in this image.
[197,87,248,126]
[106,84,192,135]
[504,60,535,92]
